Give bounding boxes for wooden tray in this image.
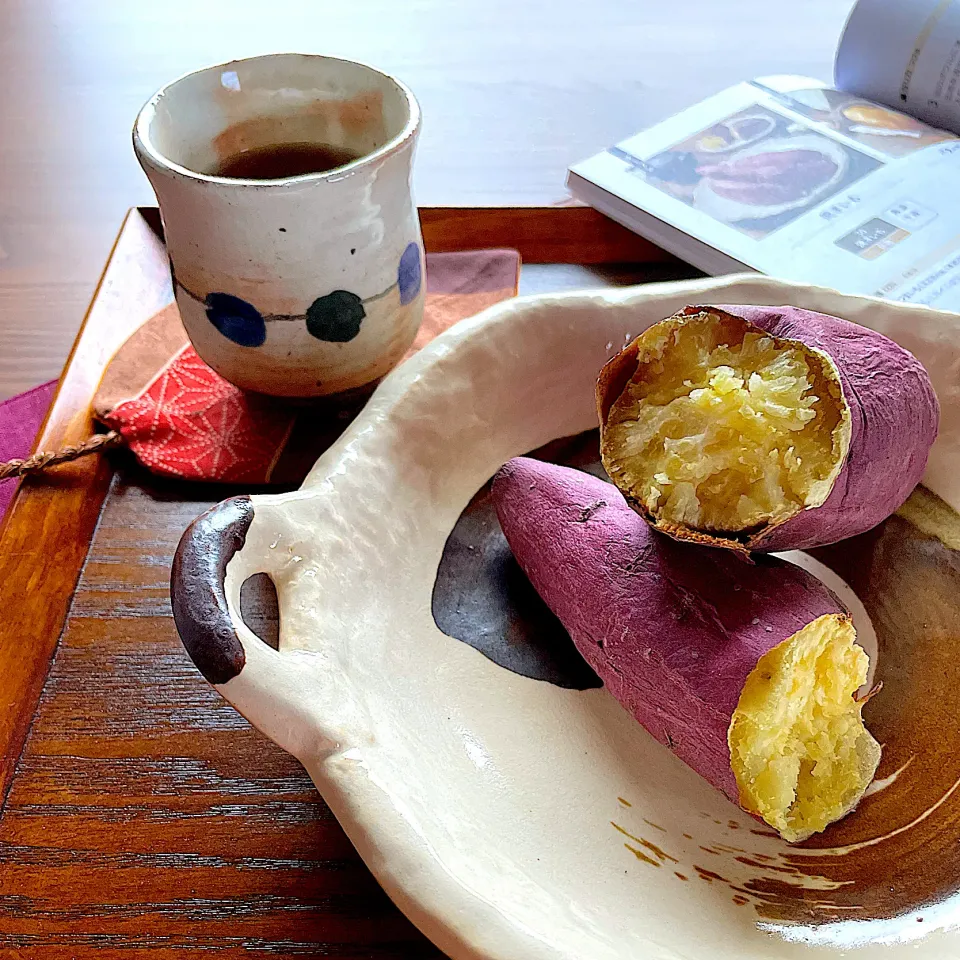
[0,207,691,958]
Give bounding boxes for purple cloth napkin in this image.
[0,380,58,524]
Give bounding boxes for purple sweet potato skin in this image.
[492,456,847,804]
[712,304,940,552]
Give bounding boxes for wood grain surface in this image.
[0,0,854,399]
[0,474,443,958]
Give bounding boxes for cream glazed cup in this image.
[134,53,424,398]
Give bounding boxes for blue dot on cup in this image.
[398,242,422,305]
[204,293,266,347]
[306,291,366,342]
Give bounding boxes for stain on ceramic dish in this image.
[432,431,603,690]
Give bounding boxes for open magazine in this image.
[568,0,960,311]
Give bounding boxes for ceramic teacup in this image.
[134,54,424,398]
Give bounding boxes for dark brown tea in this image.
[213,142,362,179]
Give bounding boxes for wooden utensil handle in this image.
[171,496,254,685]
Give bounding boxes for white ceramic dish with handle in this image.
[171,274,960,960]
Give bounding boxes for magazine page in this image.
[836,0,960,136]
[570,77,960,310]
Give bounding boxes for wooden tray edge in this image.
[418,205,673,264]
[0,209,173,805]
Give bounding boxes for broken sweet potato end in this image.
[728,613,880,843]
[600,309,851,540]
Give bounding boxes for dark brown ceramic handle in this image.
[171,496,255,685]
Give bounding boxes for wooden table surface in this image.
[0,0,855,400]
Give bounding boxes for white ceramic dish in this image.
[172,274,960,959]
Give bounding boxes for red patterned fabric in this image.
[101,346,294,482]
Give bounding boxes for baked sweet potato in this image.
[493,457,880,842]
[598,304,939,552]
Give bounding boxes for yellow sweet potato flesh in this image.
[729,614,880,842]
[603,315,844,533]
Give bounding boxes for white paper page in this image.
[836,0,960,134]
[570,77,960,310]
